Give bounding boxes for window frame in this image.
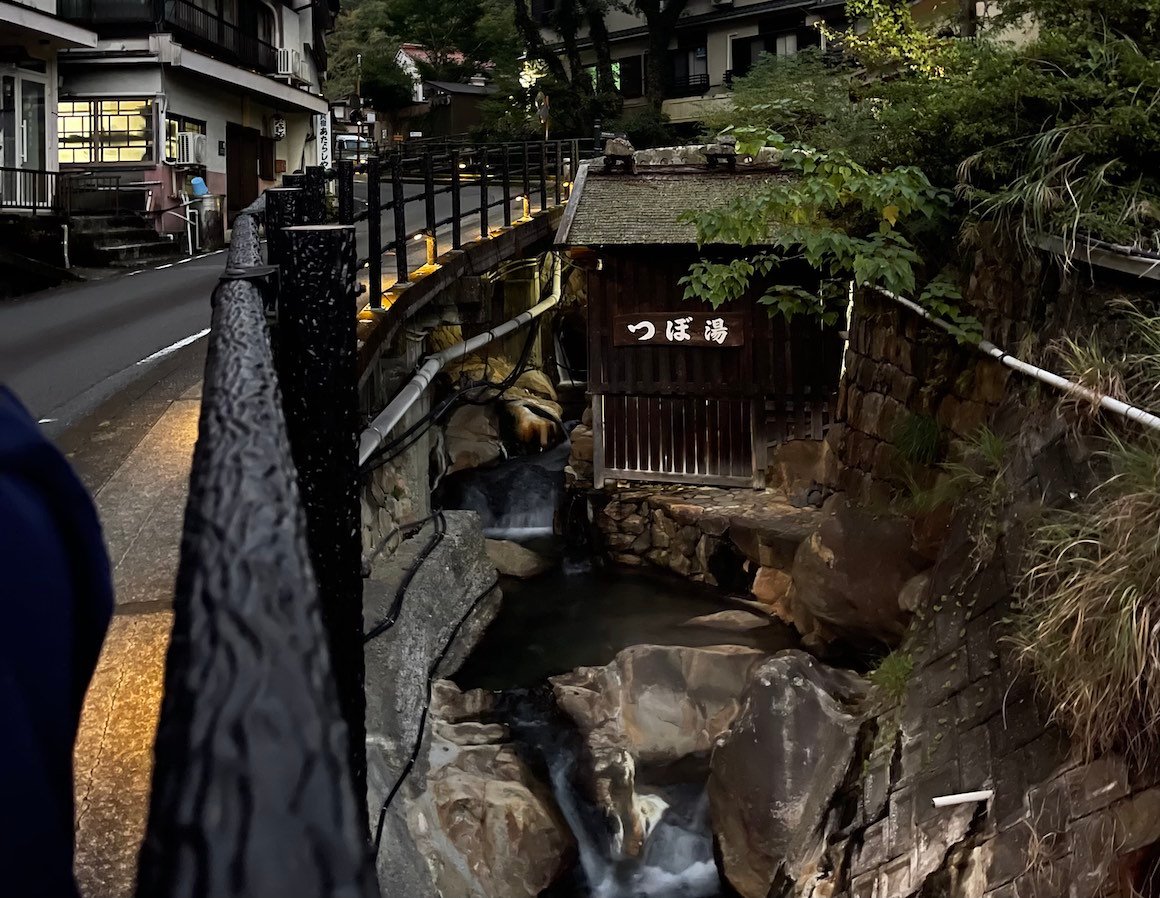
[58,97,158,167]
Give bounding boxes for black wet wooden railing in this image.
[136,202,377,898]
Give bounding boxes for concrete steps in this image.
[70,213,186,268]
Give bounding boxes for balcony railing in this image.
[59,0,277,74]
[0,166,64,213]
[666,73,710,98]
[164,0,277,73]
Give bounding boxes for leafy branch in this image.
[679,132,980,341]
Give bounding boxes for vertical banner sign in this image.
[316,112,332,170]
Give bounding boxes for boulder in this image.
[513,369,558,402]
[502,394,565,451]
[789,495,920,645]
[569,424,594,465]
[550,644,766,857]
[681,610,771,632]
[444,404,504,474]
[768,439,827,504]
[751,566,793,619]
[365,513,506,896]
[709,651,868,898]
[485,538,553,579]
[403,682,575,898]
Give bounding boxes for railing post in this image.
[478,147,489,240]
[366,155,382,309]
[304,165,326,224]
[391,154,408,284]
[501,146,512,227]
[539,142,548,211]
[264,187,301,300]
[423,150,436,257]
[554,141,562,205]
[274,222,366,822]
[521,141,531,202]
[450,148,462,250]
[337,159,354,225]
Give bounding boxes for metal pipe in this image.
[932,790,994,808]
[358,256,563,466]
[874,287,1160,434]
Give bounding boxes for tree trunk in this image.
[585,0,617,98]
[553,0,592,95]
[636,0,688,110]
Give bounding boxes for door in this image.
[226,122,260,218]
[0,71,50,208]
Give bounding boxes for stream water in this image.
[442,439,794,898]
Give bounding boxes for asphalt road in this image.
[0,184,525,436]
[0,254,226,434]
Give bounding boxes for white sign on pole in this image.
[316,112,332,169]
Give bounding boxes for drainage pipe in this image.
[358,255,563,467]
[874,287,1160,435]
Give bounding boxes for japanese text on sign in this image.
[612,313,744,348]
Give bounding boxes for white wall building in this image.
[0,0,96,209]
[57,0,334,226]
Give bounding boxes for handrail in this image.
[136,201,378,898]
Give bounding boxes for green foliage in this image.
[903,425,1010,518]
[606,107,677,150]
[894,413,941,465]
[869,650,914,703]
[678,134,979,337]
[326,3,416,116]
[826,0,959,76]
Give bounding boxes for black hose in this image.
[363,511,446,643]
[370,562,500,856]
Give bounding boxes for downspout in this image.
[874,287,1160,434]
[358,255,564,467]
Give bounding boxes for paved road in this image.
[0,253,227,433]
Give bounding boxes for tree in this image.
[327,3,417,131]
[631,0,690,109]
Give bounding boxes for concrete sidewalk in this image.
[59,345,205,898]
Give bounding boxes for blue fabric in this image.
[0,387,113,898]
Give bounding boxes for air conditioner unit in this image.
[177,132,206,165]
[277,47,301,77]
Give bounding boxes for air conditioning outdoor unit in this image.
[277,47,301,77]
[177,132,207,165]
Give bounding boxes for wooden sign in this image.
[613,312,745,347]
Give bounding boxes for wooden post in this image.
[337,159,355,225]
[450,148,462,249]
[273,223,366,820]
[391,154,407,284]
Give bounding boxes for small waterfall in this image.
[437,439,571,542]
[502,690,722,898]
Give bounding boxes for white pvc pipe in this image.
[358,256,563,467]
[874,287,1160,434]
[932,790,994,808]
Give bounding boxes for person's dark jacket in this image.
[0,387,113,898]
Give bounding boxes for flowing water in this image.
[503,690,724,898]
[441,443,796,897]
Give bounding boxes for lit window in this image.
[57,98,155,164]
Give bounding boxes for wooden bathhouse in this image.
[556,147,844,489]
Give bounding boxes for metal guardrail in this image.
[336,138,598,301]
[136,141,593,893]
[136,199,377,898]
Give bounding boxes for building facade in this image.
[57,0,335,226]
[0,0,96,210]
[537,0,848,124]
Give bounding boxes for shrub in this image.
[869,650,914,703]
[605,107,676,150]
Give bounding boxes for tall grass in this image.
[1015,434,1160,762]
[1015,301,1160,763]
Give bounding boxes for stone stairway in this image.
[70,213,186,268]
